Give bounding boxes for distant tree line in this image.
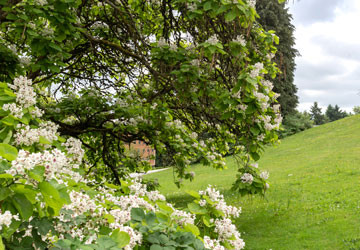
[280,102,356,138]
[310,102,349,125]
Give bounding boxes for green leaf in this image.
[225,9,238,22]
[187,203,207,214]
[250,151,260,161]
[111,229,130,248]
[49,43,62,52]
[0,236,5,250]
[0,143,18,161]
[215,5,229,15]
[203,1,212,11]
[3,89,15,97]
[250,126,260,135]
[150,245,163,250]
[0,173,13,179]
[0,236,4,250]
[0,95,15,101]
[39,136,52,144]
[39,181,64,216]
[32,217,53,236]
[28,165,45,182]
[156,201,174,213]
[131,207,145,221]
[185,190,200,199]
[0,116,15,126]
[104,214,115,223]
[145,212,156,226]
[183,223,200,236]
[2,129,12,144]
[202,215,211,227]
[0,187,11,201]
[12,193,33,220]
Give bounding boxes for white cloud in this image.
[288,0,360,113]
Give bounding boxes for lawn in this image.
[146,115,360,250]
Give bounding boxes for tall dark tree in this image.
[326,104,348,122]
[310,102,326,125]
[256,0,299,118]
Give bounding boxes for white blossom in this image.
[206,35,219,45]
[260,171,269,180]
[241,173,253,184]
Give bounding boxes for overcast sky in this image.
[287,0,360,113]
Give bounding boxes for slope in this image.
[147,115,360,249]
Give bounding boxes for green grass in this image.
[146,115,360,250]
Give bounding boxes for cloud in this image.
[289,0,344,25]
[288,0,360,113]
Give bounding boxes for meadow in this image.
[147,115,360,250]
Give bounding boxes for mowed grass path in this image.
[147,115,360,250]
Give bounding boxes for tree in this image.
[310,102,326,125]
[325,104,348,122]
[0,76,245,248]
[0,0,280,193]
[256,0,299,118]
[353,106,360,115]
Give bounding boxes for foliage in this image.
[256,0,299,118]
[1,0,281,191]
[310,102,326,125]
[279,110,313,137]
[325,104,348,122]
[352,106,360,115]
[0,77,245,249]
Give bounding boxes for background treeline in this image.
[280,102,359,138]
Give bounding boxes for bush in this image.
[280,111,313,138]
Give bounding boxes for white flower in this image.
[10,76,36,108]
[260,171,269,180]
[206,35,219,45]
[234,35,246,46]
[2,103,23,119]
[188,3,197,11]
[199,199,207,207]
[157,37,167,47]
[241,173,253,184]
[0,211,19,230]
[34,0,47,5]
[249,62,263,78]
[247,0,256,9]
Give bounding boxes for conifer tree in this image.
[310,102,326,125]
[256,0,299,118]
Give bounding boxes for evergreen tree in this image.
[326,104,348,121]
[310,102,326,125]
[256,0,299,118]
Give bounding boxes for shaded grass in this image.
[147,115,360,249]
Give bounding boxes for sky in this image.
[287,0,360,113]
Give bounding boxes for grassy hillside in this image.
[146,115,360,250]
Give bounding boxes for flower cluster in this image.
[14,121,59,146]
[196,185,244,249]
[206,35,219,45]
[241,173,254,184]
[234,35,246,46]
[2,103,23,119]
[0,211,19,231]
[9,76,36,108]
[62,137,85,163]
